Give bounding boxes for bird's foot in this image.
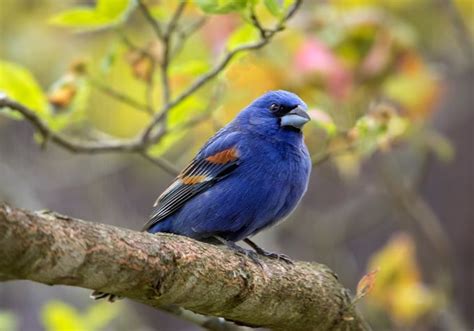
[256,250,293,264]
[244,238,294,264]
[212,236,264,268]
[90,291,122,302]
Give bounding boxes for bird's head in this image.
[237,90,310,135]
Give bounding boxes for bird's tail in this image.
[90,290,122,302]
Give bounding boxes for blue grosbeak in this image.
[92,90,311,300]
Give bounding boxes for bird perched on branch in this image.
[92,90,311,301]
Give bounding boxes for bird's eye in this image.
[270,103,280,112]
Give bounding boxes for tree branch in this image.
[138,0,164,40]
[0,95,180,176]
[0,203,368,331]
[0,96,141,153]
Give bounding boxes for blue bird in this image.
[144,90,311,258]
[92,90,311,301]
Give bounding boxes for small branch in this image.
[140,152,179,176]
[250,8,270,39]
[0,203,368,331]
[0,96,141,153]
[142,0,303,142]
[145,59,157,114]
[172,17,208,58]
[88,77,151,114]
[312,141,357,166]
[138,0,164,40]
[439,0,473,64]
[144,41,272,138]
[117,31,157,114]
[378,162,454,279]
[166,1,186,37]
[117,30,151,57]
[159,2,187,128]
[0,96,181,176]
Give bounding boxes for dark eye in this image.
[270,103,280,112]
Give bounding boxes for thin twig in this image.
[117,30,150,57]
[145,59,157,114]
[0,96,141,153]
[88,77,150,114]
[142,0,303,142]
[439,0,473,64]
[312,139,358,166]
[117,30,158,114]
[137,0,164,40]
[160,2,186,115]
[167,1,186,36]
[140,152,179,176]
[172,17,208,58]
[250,7,270,39]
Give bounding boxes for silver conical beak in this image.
[280,106,310,129]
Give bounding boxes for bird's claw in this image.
[230,244,265,268]
[213,236,265,268]
[243,238,294,264]
[258,251,294,264]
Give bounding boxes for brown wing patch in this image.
[206,148,239,164]
[181,175,209,185]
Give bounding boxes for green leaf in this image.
[196,0,249,14]
[149,95,206,156]
[149,5,168,20]
[264,0,284,17]
[169,59,211,76]
[0,60,48,118]
[49,0,136,31]
[227,23,260,49]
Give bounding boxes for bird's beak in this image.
[280,105,311,129]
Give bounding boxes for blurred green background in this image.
[0,0,473,330]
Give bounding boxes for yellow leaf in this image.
[0,60,48,116]
[41,301,87,331]
[390,283,438,325]
[356,268,380,300]
[366,233,440,325]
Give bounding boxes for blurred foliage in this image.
[48,0,135,31]
[41,300,121,331]
[0,0,457,161]
[0,310,18,331]
[366,233,441,326]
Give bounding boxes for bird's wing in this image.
[142,140,240,232]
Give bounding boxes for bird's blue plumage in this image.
[146,90,311,242]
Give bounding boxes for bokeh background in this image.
[0,0,472,330]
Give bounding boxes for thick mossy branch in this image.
[0,204,368,331]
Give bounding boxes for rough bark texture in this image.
[0,204,368,330]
